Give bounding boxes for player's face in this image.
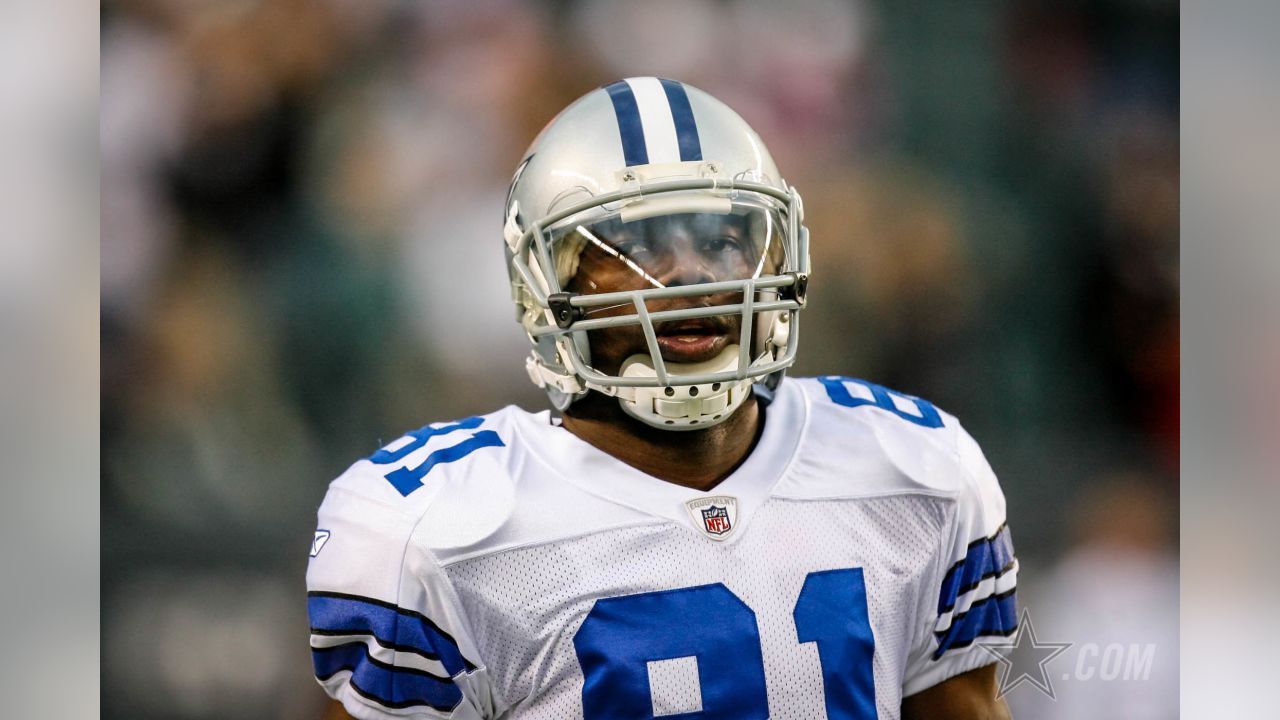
[563,212,765,375]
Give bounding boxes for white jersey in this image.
[306,377,1018,719]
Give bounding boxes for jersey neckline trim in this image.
[511,381,809,540]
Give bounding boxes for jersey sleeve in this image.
[306,482,497,719]
[902,421,1019,696]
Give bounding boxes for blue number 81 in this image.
[572,568,878,719]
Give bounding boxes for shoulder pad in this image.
[777,377,970,498]
[326,408,519,550]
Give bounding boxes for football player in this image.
[308,77,1018,719]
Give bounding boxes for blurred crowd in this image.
[100,0,1178,717]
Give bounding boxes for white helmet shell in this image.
[504,77,810,429]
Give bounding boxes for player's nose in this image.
[657,241,716,287]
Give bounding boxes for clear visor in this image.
[548,196,789,295]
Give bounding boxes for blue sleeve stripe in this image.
[312,642,463,712]
[307,592,475,674]
[937,525,1015,613]
[932,589,1018,659]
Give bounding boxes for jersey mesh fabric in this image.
[443,493,950,719]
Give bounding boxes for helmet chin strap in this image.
[611,345,761,431]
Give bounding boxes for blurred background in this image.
[99,0,1179,717]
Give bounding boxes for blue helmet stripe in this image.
[659,78,703,162]
[604,80,649,166]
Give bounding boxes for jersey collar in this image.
[516,380,808,542]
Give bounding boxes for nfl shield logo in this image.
[701,505,732,535]
[684,495,740,541]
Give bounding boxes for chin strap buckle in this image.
[780,272,809,306]
[548,292,585,329]
[525,355,584,395]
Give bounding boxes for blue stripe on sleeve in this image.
[312,641,464,711]
[307,592,475,675]
[937,525,1016,614]
[659,78,703,162]
[933,589,1018,659]
[605,81,649,166]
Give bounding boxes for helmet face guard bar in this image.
[555,289,803,388]
[511,177,809,389]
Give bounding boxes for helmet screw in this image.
[689,386,700,397]
[664,387,675,397]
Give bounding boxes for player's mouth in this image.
[655,319,732,363]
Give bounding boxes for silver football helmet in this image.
[504,77,810,430]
